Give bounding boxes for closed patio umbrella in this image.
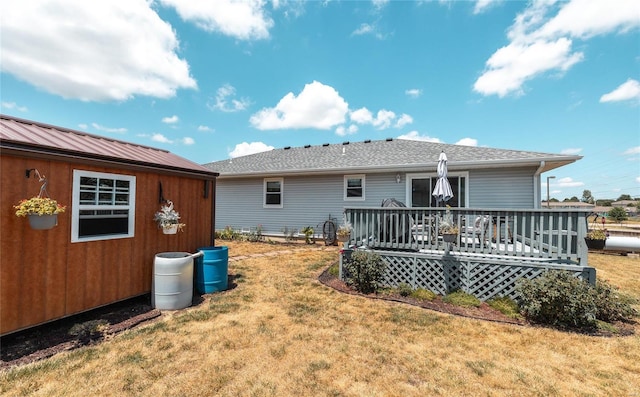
[432,151,453,206]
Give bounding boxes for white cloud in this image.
[473,0,501,15]
[474,38,583,97]
[352,23,374,36]
[534,0,639,40]
[210,84,251,112]
[397,131,443,143]
[250,81,348,130]
[159,0,273,40]
[474,0,640,97]
[395,114,413,129]
[78,124,88,130]
[151,133,172,144]
[455,138,478,146]
[162,115,179,124]
[229,141,274,158]
[372,110,396,129]
[0,1,196,101]
[1,101,28,112]
[335,124,358,137]
[623,146,640,155]
[350,108,373,124]
[373,0,389,10]
[560,148,582,155]
[91,123,127,134]
[636,176,640,183]
[555,177,584,188]
[181,137,195,145]
[198,125,212,132]
[351,22,388,40]
[349,107,399,130]
[600,79,640,103]
[405,89,422,98]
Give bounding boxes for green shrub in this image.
[218,225,240,241]
[443,290,481,308]
[517,272,638,329]
[343,251,386,294]
[397,282,412,297]
[487,296,520,318]
[516,271,597,328]
[594,279,638,322]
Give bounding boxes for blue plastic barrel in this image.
[195,246,229,293]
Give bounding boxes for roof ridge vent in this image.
[364,139,371,143]
[284,146,291,150]
[386,137,393,142]
[342,141,350,145]
[322,143,329,147]
[304,144,311,148]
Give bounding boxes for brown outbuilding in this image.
[1,115,218,335]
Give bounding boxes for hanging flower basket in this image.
[154,200,185,234]
[584,229,606,250]
[14,171,65,230]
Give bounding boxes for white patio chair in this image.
[463,215,491,246]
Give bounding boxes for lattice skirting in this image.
[340,250,596,301]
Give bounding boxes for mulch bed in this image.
[1,295,160,370]
[318,268,526,326]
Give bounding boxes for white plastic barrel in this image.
[152,251,202,310]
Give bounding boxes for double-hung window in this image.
[264,178,283,208]
[344,175,365,201]
[71,170,136,242]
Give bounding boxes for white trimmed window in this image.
[71,170,136,242]
[344,174,365,201]
[264,178,283,208]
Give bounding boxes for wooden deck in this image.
[340,207,594,300]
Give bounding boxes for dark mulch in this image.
[1,295,160,370]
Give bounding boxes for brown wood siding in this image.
[1,154,215,335]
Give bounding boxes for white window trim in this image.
[263,177,283,208]
[405,172,469,207]
[344,174,365,201]
[71,170,136,242]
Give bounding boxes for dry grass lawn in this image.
[1,242,639,396]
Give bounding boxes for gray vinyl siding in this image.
[215,172,406,235]
[215,168,538,235]
[467,167,536,208]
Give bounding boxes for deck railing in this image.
[343,207,590,265]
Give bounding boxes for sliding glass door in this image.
[408,174,467,207]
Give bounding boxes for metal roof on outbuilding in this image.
[204,138,581,177]
[0,114,218,179]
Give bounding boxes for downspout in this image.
[533,161,545,209]
[210,177,217,246]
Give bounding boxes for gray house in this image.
[204,138,581,238]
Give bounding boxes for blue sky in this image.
[1,0,639,201]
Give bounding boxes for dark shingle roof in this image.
[1,114,218,178]
[204,139,580,177]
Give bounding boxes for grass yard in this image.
[1,242,639,396]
